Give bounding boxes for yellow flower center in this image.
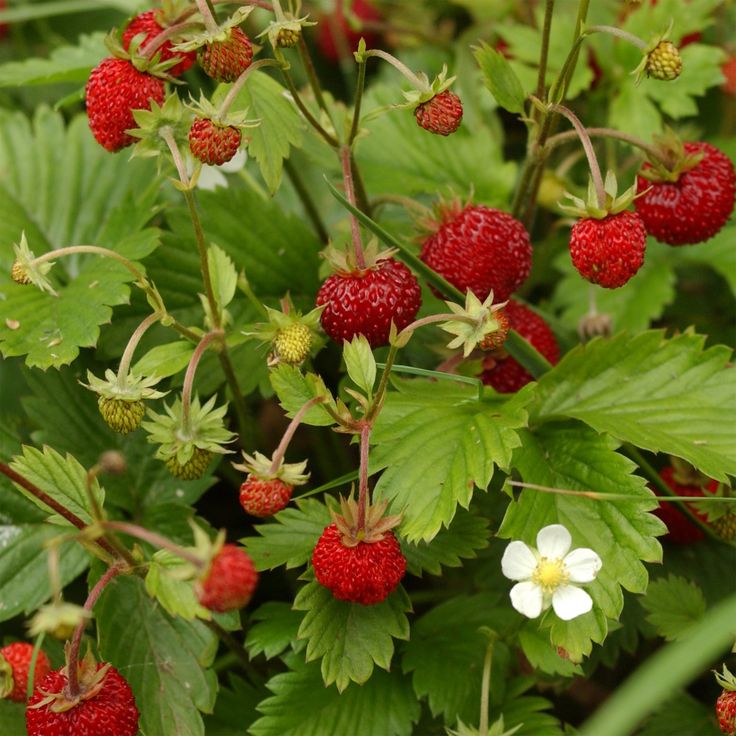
[532,557,567,591]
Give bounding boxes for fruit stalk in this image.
[356,422,371,531]
[115,312,161,388]
[268,396,326,474]
[182,331,223,432]
[348,54,368,146]
[586,24,648,51]
[283,159,330,242]
[535,0,556,101]
[545,126,666,164]
[479,637,495,736]
[102,521,206,568]
[340,145,367,268]
[298,36,330,115]
[194,0,220,35]
[26,634,46,702]
[363,49,429,91]
[219,58,280,117]
[30,245,146,283]
[65,563,125,699]
[279,66,339,147]
[139,21,200,59]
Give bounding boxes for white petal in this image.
[551,585,593,621]
[220,149,247,173]
[501,541,537,581]
[197,166,228,191]
[563,548,602,583]
[509,582,544,619]
[536,524,571,559]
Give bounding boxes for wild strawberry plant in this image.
[0,1,734,735]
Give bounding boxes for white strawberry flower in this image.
[501,524,602,621]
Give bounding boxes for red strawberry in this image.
[716,666,736,735]
[569,210,647,288]
[317,0,382,62]
[26,662,138,736]
[0,0,8,40]
[722,56,736,97]
[0,643,50,703]
[122,10,195,76]
[419,202,532,302]
[199,27,253,82]
[240,478,293,517]
[316,255,421,348]
[196,544,258,612]
[85,58,165,152]
[189,118,241,166]
[635,142,736,245]
[415,90,463,136]
[480,300,559,393]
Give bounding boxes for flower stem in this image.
[182,331,222,432]
[479,638,494,736]
[140,21,200,59]
[116,312,161,387]
[269,397,325,474]
[356,422,371,531]
[280,66,339,147]
[545,126,664,163]
[219,58,281,117]
[31,246,146,283]
[340,145,367,268]
[364,49,429,91]
[535,0,556,101]
[26,633,46,702]
[195,0,220,35]
[348,55,367,146]
[586,24,648,51]
[66,564,125,699]
[284,158,330,243]
[102,521,206,568]
[366,344,398,423]
[548,103,606,208]
[298,36,330,117]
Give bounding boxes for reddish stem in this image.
[103,521,205,568]
[182,331,223,432]
[340,146,366,269]
[140,21,200,59]
[269,397,325,474]
[356,423,371,531]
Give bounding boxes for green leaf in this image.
[474,43,526,114]
[214,72,305,194]
[269,365,336,426]
[532,331,736,481]
[96,575,218,736]
[204,674,267,736]
[498,424,664,659]
[145,550,211,621]
[132,340,195,379]
[0,700,24,736]
[518,624,582,677]
[208,244,238,313]
[402,594,516,721]
[0,524,89,623]
[9,445,104,526]
[250,654,421,736]
[0,32,105,87]
[639,575,706,642]
[245,602,303,660]
[294,580,411,691]
[638,692,723,736]
[243,498,331,571]
[401,507,490,577]
[343,335,376,395]
[371,378,529,542]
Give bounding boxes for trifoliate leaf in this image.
[245,602,303,660]
[270,365,337,426]
[639,575,706,641]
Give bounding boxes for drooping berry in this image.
[479,309,510,351]
[189,118,242,166]
[122,10,195,76]
[98,397,145,434]
[415,90,463,136]
[569,210,647,288]
[240,477,293,517]
[85,57,165,152]
[715,666,736,735]
[635,142,736,246]
[196,544,259,612]
[419,203,532,302]
[316,257,421,348]
[645,40,682,80]
[199,27,253,82]
[480,300,559,394]
[0,643,50,703]
[165,448,213,480]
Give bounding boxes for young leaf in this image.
[371,378,529,542]
[343,335,376,395]
[518,624,582,677]
[474,42,526,114]
[270,365,336,426]
[294,580,411,691]
[246,602,303,660]
[207,244,238,313]
[145,550,210,621]
[132,341,195,379]
[250,654,420,736]
[531,331,736,481]
[639,575,706,642]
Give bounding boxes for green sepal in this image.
[173,6,254,52]
[11,232,57,296]
[558,170,641,219]
[0,653,14,699]
[185,92,260,130]
[129,94,188,160]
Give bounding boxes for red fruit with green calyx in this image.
[715,666,736,735]
[419,201,532,302]
[234,451,309,517]
[122,10,195,76]
[316,243,421,348]
[415,90,463,136]
[480,300,559,394]
[196,544,258,612]
[26,660,139,736]
[189,118,241,166]
[199,27,253,82]
[635,141,735,246]
[0,643,50,703]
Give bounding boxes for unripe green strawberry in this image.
[199,27,253,82]
[646,41,682,81]
[276,27,301,47]
[478,309,510,351]
[98,397,145,434]
[10,261,31,285]
[273,323,312,365]
[713,512,736,541]
[166,448,213,480]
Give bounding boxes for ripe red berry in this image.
[240,477,293,517]
[189,118,242,166]
[313,523,406,605]
[26,663,139,736]
[480,300,559,394]
[569,210,647,288]
[199,27,253,82]
[717,689,736,735]
[0,0,8,40]
[653,465,716,544]
[197,544,258,612]
[316,257,421,348]
[85,58,165,152]
[415,90,463,136]
[0,643,50,703]
[317,0,382,62]
[419,204,532,302]
[122,10,195,76]
[635,142,736,246]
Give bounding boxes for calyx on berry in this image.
[559,170,641,219]
[103,28,182,79]
[128,93,189,159]
[258,0,315,49]
[440,290,509,357]
[186,92,260,133]
[636,129,706,183]
[715,665,736,692]
[323,238,395,276]
[232,450,309,487]
[632,22,682,84]
[331,493,401,547]
[172,6,254,53]
[10,233,57,295]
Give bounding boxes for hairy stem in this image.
[182,331,223,432]
[140,21,200,59]
[103,521,206,568]
[298,36,330,116]
[205,619,251,669]
[340,145,366,268]
[535,0,556,101]
[195,0,220,34]
[479,638,494,736]
[219,58,281,117]
[348,56,367,146]
[545,126,664,162]
[280,67,339,147]
[364,49,429,90]
[116,312,161,386]
[356,423,371,531]
[586,24,648,51]
[284,158,330,242]
[31,245,146,283]
[269,397,326,473]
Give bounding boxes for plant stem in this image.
[586,24,648,50]
[66,564,124,699]
[535,0,556,101]
[269,397,325,473]
[182,331,222,432]
[545,126,664,162]
[195,0,220,34]
[348,55,367,146]
[26,634,46,701]
[31,245,146,283]
[356,423,371,531]
[103,521,206,568]
[280,67,339,147]
[140,21,200,59]
[283,158,330,242]
[548,103,606,208]
[219,58,281,117]
[298,36,330,116]
[364,49,429,90]
[340,145,367,268]
[366,344,398,423]
[479,638,494,736]
[116,312,161,386]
